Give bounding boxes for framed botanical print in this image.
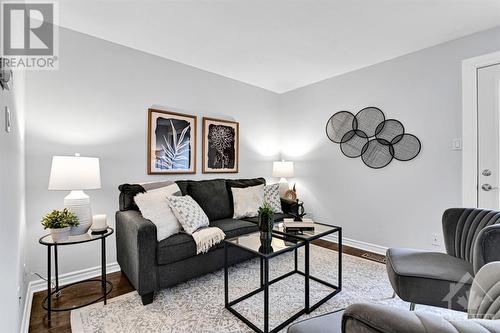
[202,117,239,173]
[148,109,197,174]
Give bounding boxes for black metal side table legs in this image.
[40,228,114,327]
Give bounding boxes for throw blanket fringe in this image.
[192,227,226,254]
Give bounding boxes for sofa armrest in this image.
[116,210,157,296]
[473,224,500,274]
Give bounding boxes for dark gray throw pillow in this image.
[188,179,232,221]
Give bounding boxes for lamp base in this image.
[64,190,92,236]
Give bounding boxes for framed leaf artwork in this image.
[202,117,239,173]
[148,109,197,174]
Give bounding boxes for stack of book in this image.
[283,218,315,233]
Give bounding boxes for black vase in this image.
[258,212,274,239]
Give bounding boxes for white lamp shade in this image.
[273,161,294,178]
[48,155,101,190]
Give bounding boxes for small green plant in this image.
[41,209,79,229]
[258,202,276,217]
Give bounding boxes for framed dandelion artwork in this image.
[148,109,197,174]
[202,117,239,173]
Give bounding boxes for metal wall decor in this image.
[326,107,421,169]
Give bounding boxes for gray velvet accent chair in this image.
[287,262,500,333]
[386,208,500,312]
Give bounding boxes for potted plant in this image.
[41,209,79,242]
[258,202,275,240]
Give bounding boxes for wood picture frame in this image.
[202,117,239,173]
[148,108,197,174]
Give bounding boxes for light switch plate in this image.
[5,106,11,133]
[452,138,461,150]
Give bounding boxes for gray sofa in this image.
[386,208,500,312]
[288,261,500,333]
[116,178,295,305]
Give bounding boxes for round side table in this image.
[39,227,114,325]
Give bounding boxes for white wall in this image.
[23,24,500,288]
[0,70,26,331]
[24,28,281,280]
[279,26,500,251]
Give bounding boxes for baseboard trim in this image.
[20,261,120,333]
[323,234,388,255]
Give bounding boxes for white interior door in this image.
[478,63,500,209]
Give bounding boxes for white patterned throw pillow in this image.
[264,183,283,213]
[134,184,182,241]
[167,195,209,234]
[231,184,265,219]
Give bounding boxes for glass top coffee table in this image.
[224,224,342,333]
[224,232,306,333]
[273,221,342,313]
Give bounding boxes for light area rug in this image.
[71,246,466,333]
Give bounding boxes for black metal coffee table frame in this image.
[224,233,306,333]
[273,222,342,313]
[39,228,114,326]
[224,224,342,333]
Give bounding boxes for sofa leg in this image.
[392,291,396,299]
[409,303,416,311]
[141,292,154,305]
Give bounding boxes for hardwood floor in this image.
[28,241,385,333]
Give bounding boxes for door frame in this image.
[462,51,500,207]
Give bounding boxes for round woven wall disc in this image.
[391,134,421,161]
[355,107,385,138]
[361,139,393,169]
[326,111,356,143]
[375,119,405,145]
[340,130,369,158]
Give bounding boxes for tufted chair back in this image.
[442,208,500,263]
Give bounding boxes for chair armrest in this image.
[468,261,500,319]
[473,224,500,274]
[116,210,158,296]
[342,303,438,333]
[441,208,468,258]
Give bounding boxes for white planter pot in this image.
[50,226,71,242]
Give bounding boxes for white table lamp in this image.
[273,161,294,197]
[48,154,101,235]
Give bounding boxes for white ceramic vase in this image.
[50,226,71,242]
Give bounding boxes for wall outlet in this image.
[431,233,440,247]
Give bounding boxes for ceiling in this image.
[58,0,500,93]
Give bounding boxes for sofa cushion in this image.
[175,180,190,196]
[157,233,197,265]
[157,218,258,265]
[188,179,232,220]
[119,181,175,211]
[226,178,266,212]
[386,248,474,311]
[210,218,258,239]
[167,195,209,234]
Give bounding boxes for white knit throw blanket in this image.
[191,227,226,254]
